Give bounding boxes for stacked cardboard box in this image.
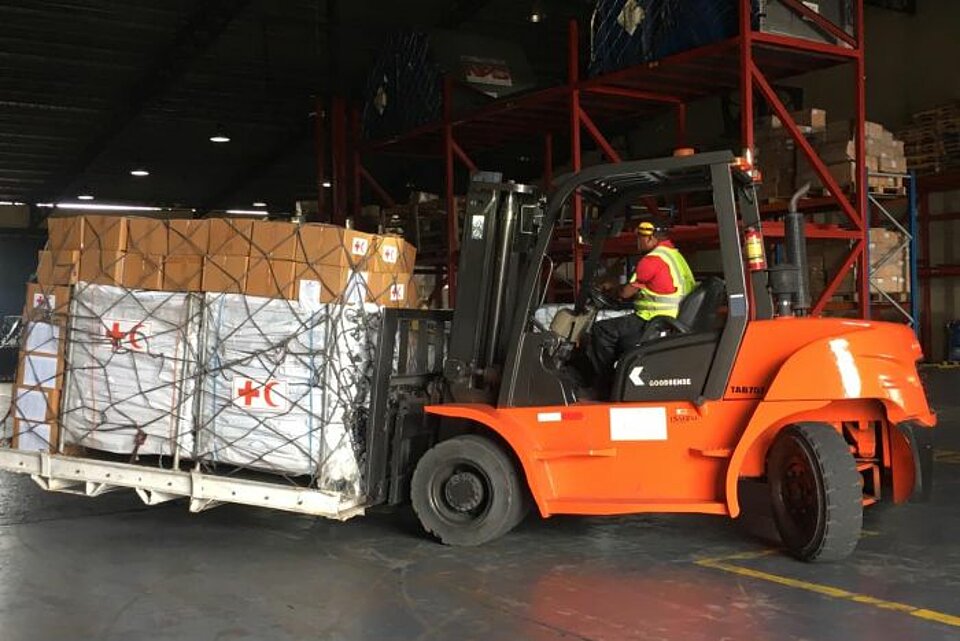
[807,228,909,302]
[12,283,69,451]
[796,120,907,194]
[754,109,908,199]
[37,215,418,306]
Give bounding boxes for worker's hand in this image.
[619,283,640,300]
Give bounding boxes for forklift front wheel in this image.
[768,423,863,562]
[411,435,527,546]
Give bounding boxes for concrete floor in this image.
[0,372,957,641]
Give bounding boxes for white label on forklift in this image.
[609,407,667,441]
[471,215,485,240]
[537,412,562,423]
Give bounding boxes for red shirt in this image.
[634,240,677,295]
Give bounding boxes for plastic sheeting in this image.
[197,294,379,495]
[61,284,200,458]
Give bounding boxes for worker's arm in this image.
[621,254,658,299]
[619,281,641,299]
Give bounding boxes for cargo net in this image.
[10,215,418,500]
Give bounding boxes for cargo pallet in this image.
[0,449,366,519]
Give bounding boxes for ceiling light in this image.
[210,124,231,143]
[56,203,162,212]
[36,203,55,208]
[130,168,150,177]
[529,11,542,22]
[77,194,94,201]
[252,201,267,207]
[322,180,332,188]
[226,209,268,215]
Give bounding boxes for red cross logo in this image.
[232,377,287,412]
[103,320,148,351]
[34,294,48,308]
[237,380,260,406]
[105,322,126,347]
[382,245,398,263]
[351,238,368,255]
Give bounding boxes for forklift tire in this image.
[411,435,526,546]
[768,423,863,562]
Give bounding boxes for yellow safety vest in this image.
[630,245,696,320]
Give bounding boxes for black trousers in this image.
[589,313,647,383]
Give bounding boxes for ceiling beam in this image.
[31,0,253,202]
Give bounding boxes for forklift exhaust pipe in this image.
[785,183,812,316]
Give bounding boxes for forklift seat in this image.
[636,277,726,344]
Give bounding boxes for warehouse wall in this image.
[926,190,960,361]
[0,235,46,379]
[795,2,960,129]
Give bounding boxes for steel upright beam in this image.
[569,20,584,297]
[443,77,458,305]
[330,97,348,225]
[854,0,870,318]
[315,98,328,222]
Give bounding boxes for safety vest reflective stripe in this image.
[634,246,694,320]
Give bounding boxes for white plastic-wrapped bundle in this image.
[61,283,200,458]
[534,304,632,330]
[197,293,379,496]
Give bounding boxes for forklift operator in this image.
[589,222,696,378]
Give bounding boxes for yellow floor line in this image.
[934,450,960,465]
[695,557,960,628]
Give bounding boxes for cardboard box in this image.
[371,235,417,272]
[163,255,203,291]
[246,258,297,299]
[46,215,83,251]
[296,224,375,268]
[79,249,125,286]
[208,218,254,256]
[36,250,80,286]
[764,108,827,132]
[82,215,128,252]
[123,253,164,290]
[22,320,64,356]
[127,217,168,255]
[24,283,71,321]
[250,221,298,261]
[12,419,59,452]
[202,255,249,293]
[17,350,64,389]
[343,272,416,307]
[12,386,60,423]
[168,219,210,256]
[294,263,350,305]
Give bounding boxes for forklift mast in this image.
[443,174,542,403]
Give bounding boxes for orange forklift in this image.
[368,151,935,561]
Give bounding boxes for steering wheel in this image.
[588,284,632,311]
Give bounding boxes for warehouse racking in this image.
[348,0,872,316]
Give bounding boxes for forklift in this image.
[365,150,935,561]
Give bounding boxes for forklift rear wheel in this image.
[411,435,526,546]
[768,423,863,562]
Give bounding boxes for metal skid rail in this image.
[0,448,367,521]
